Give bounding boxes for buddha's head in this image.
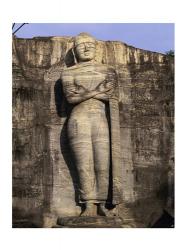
[74,33,96,62]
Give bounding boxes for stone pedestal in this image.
[56,216,124,228]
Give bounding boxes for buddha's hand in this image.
[76,85,87,94]
[95,80,115,94]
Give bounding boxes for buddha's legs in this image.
[68,116,96,202]
[68,110,110,216]
[92,112,110,201]
[91,111,110,215]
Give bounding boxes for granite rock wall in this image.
[12,35,174,227]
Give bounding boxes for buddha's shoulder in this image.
[61,62,115,77]
[61,65,77,75]
[93,63,116,73]
[60,66,78,81]
[95,63,115,70]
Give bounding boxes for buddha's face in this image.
[75,41,96,62]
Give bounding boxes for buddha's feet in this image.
[98,204,109,216]
[80,203,95,217]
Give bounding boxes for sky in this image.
[13,23,174,54]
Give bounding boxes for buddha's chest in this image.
[74,70,107,91]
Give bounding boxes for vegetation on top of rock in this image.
[165,50,174,57]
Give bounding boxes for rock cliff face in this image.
[12,35,174,227]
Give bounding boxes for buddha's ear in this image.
[64,47,77,67]
[71,47,77,64]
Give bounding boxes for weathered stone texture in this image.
[12,35,174,227]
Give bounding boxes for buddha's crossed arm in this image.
[62,73,114,104]
[93,80,115,101]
